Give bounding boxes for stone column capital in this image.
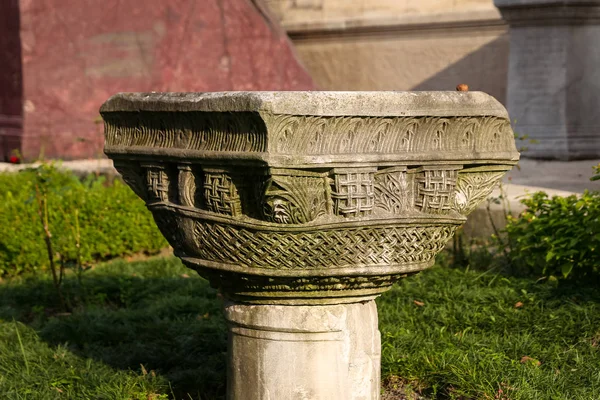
[102,91,519,304]
[102,90,519,400]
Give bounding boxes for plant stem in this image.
[75,209,83,287]
[35,184,67,312]
[13,320,30,374]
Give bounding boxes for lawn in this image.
[1,255,599,399]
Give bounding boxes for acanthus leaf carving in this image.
[454,169,506,215]
[263,169,332,224]
[374,167,412,214]
[113,161,147,201]
[264,115,516,156]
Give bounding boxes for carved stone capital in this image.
[102,91,519,304]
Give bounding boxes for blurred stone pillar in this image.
[495,0,600,160]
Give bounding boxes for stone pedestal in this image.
[101,91,518,399]
[225,301,380,400]
[495,0,600,160]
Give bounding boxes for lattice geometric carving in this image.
[188,218,458,270]
[143,164,169,202]
[331,168,376,217]
[414,166,460,214]
[203,168,243,216]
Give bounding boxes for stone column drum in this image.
[101,92,519,400]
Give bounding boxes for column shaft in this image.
[224,300,381,400]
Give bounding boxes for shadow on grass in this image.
[0,257,228,399]
[3,255,600,400]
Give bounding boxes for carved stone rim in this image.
[180,255,435,277]
[150,202,467,228]
[100,91,509,118]
[105,150,520,166]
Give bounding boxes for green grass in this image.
[1,256,599,399]
[0,257,226,399]
[379,265,600,399]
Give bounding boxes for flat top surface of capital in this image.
[100,91,509,118]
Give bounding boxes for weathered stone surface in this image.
[102,90,518,400]
[265,0,500,32]
[101,91,519,304]
[100,91,509,117]
[0,0,314,161]
[495,0,600,160]
[225,300,380,400]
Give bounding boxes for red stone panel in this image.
[10,0,314,160]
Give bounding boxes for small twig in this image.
[58,254,65,286]
[75,209,84,287]
[35,183,67,311]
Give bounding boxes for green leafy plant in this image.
[512,120,539,154]
[591,163,600,182]
[0,164,168,277]
[504,190,600,281]
[513,132,539,154]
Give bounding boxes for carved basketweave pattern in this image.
[331,168,376,217]
[203,169,243,216]
[414,168,459,214]
[144,165,169,202]
[191,221,457,270]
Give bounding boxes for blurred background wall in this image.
[1,0,599,161]
[0,0,314,161]
[265,0,508,100]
